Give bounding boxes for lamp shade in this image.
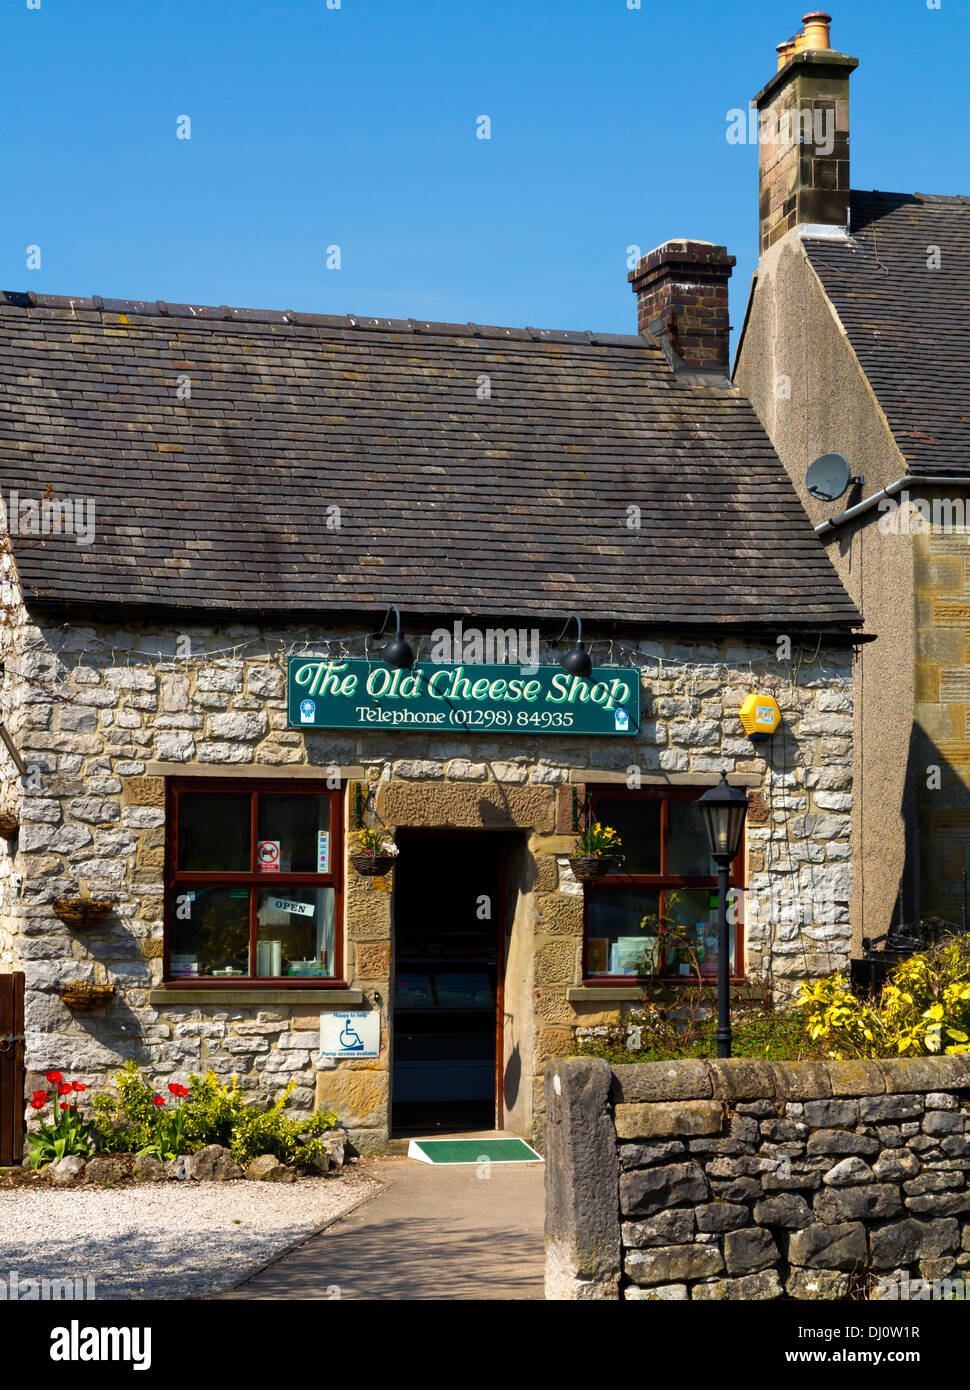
[560,643,592,678]
[382,635,415,669]
[698,774,750,861]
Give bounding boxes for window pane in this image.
[593,798,661,874]
[257,887,335,977]
[667,799,715,876]
[257,794,332,875]
[177,792,251,872]
[662,889,735,977]
[170,886,250,978]
[586,887,661,976]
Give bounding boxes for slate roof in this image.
[805,191,970,477]
[0,291,860,633]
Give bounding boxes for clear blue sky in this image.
[2,0,965,338]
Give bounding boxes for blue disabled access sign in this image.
[320,1011,380,1060]
[287,659,641,736]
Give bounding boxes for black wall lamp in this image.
[372,606,414,669]
[554,615,592,678]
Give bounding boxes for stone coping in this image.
[148,989,365,1007]
[607,1054,970,1105]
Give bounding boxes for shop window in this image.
[166,780,343,986]
[583,786,744,982]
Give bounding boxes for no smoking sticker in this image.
[257,840,280,873]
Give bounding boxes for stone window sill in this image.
[566,986,646,1003]
[149,988,365,1007]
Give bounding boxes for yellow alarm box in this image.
[739,692,781,741]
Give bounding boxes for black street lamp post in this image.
[698,774,750,1059]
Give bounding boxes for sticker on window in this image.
[257,840,280,873]
[317,830,330,874]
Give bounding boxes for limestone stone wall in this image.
[0,604,854,1153]
[545,1055,970,1300]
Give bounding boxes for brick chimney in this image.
[628,240,736,372]
[754,11,858,254]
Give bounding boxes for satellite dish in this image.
[805,452,853,503]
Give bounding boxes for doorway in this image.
[391,831,507,1136]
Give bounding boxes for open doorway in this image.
[391,831,510,1136]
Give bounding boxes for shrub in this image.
[573,991,818,1064]
[92,1061,339,1167]
[799,938,970,1058]
[227,1084,338,1168]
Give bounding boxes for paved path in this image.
[217,1155,545,1301]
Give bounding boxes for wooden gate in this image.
[0,972,25,1166]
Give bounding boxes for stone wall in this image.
[0,599,854,1152]
[545,1055,970,1300]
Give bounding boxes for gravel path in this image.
[0,1173,380,1300]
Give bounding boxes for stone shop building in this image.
[0,255,861,1153]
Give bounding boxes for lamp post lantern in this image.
[698,774,750,1059]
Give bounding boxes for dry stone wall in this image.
[0,600,854,1152]
[545,1055,970,1300]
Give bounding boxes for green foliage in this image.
[799,938,970,1059]
[92,1061,339,1168]
[227,1082,339,1167]
[92,1059,160,1153]
[573,993,819,1064]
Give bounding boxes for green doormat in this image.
[408,1138,543,1165]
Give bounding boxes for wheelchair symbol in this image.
[338,1019,365,1052]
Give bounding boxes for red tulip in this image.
[72,1081,87,1092]
[60,1102,70,1111]
[153,1095,165,1108]
[31,1090,48,1102]
[45,1071,62,1085]
[168,1083,189,1098]
[29,1098,45,1110]
[57,1083,72,1096]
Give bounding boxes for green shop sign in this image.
[287,659,641,736]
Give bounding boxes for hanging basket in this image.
[57,982,116,1012]
[351,853,396,878]
[53,898,116,930]
[568,855,614,884]
[0,812,19,841]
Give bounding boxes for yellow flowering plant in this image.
[799,939,970,1058]
[574,822,624,864]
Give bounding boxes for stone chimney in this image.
[754,11,858,254]
[628,240,736,373]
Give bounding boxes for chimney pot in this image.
[776,39,797,69]
[801,10,832,50]
[628,240,736,372]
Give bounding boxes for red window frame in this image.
[581,784,745,985]
[163,778,345,989]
